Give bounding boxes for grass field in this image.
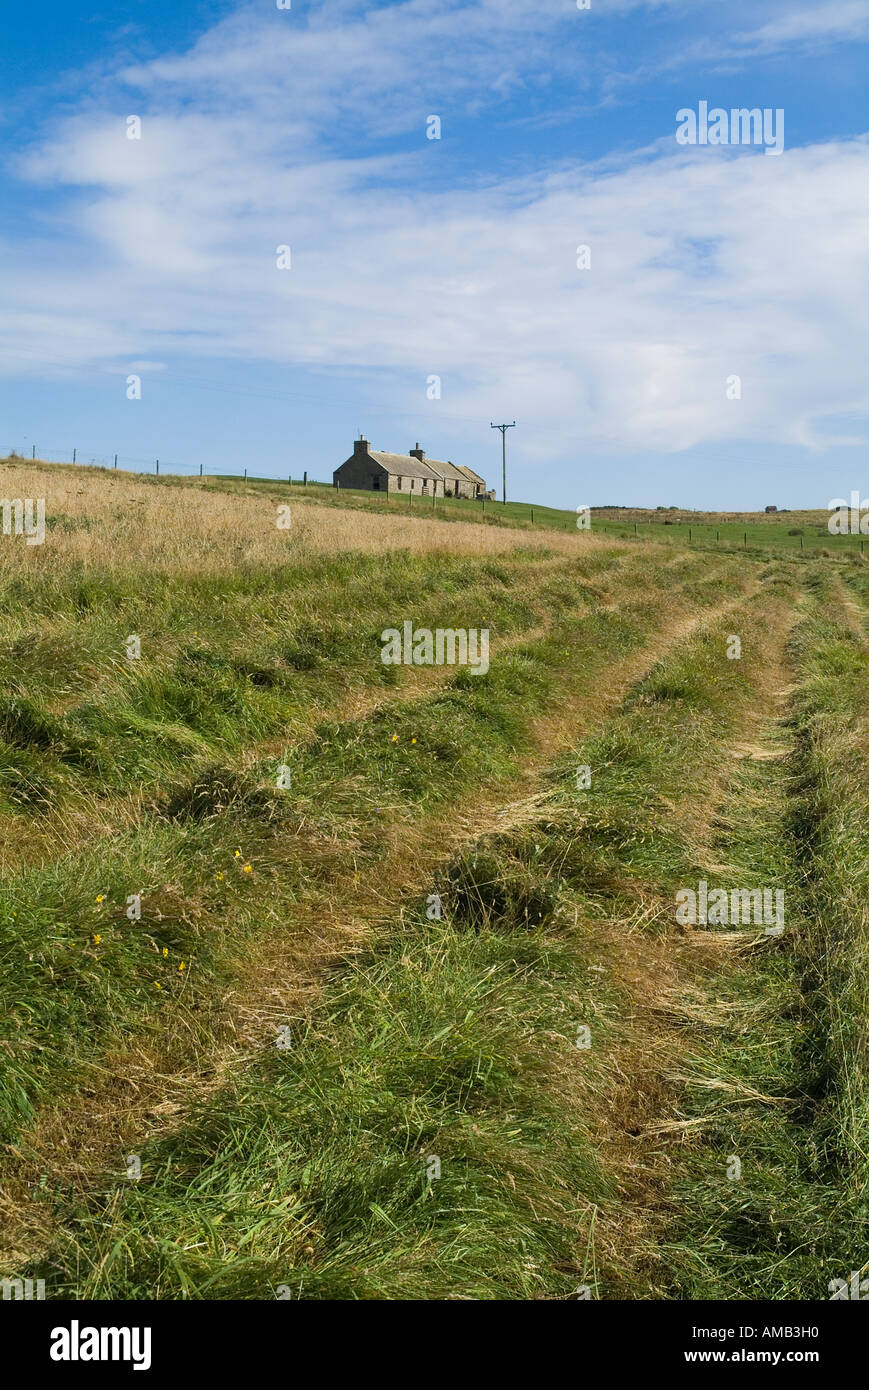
[222,478,863,554]
[4,453,856,554]
[1,457,868,1300]
[229,473,859,553]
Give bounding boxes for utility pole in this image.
[490,422,515,504]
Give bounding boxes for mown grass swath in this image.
[0,527,733,1167]
[643,572,869,1299]
[4,461,869,1303]
[25,572,802,1298]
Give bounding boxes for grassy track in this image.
[1,561,784,1289]
[634,571,869,1299]
[3,461,869,1300]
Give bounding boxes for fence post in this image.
[531,508,534,524]
[31,446,35,459]
[244,468,247,480]
[114,454,118,469]
[303,471,307,488]
[743,532,747,548]
[689,527,692,542]
[199,463,203,476]
[73,448,76,463]
[156,459,160,474]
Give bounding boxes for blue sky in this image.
[1,0,868,509]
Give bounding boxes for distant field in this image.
[2,455,869,1301]
[220,471,848,551]
[5,454,852,556]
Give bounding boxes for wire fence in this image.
[0,444,323,485]
[0,443,860,555]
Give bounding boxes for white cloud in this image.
[1,0,868,460]
[738,0,869,49]
[112,360,168,374]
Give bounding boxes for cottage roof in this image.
[454,464,486,486]
[356,445,485,488]
[368,451,442,481]
[426,458,465,483]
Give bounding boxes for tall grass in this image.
[21,572,793,1298]
[8,463,868,1302]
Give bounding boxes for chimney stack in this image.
[354,436,369,456]
[410,442,425,461]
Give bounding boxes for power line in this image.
[490,421,516,504]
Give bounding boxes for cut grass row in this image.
[16,567,795,1297]
[12,510,865,1301]
[640,569,869,1298]
[0,544,661,877]
[0,549,744,1234]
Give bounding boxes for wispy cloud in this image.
[737,0,869,51]
[2,0,868,461]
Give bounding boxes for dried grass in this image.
[0,461,617,579]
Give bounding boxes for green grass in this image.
[25,568,805,1299]
[36,912,616,1300]
[227,475,868,555]
[643,577,869,1300]
[0,547,590,811]
[0,546,732,1162]
[59,457,860,556]
[7,453,866,557]
[5,461,869,1303]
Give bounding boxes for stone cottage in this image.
[333,438,488,499]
